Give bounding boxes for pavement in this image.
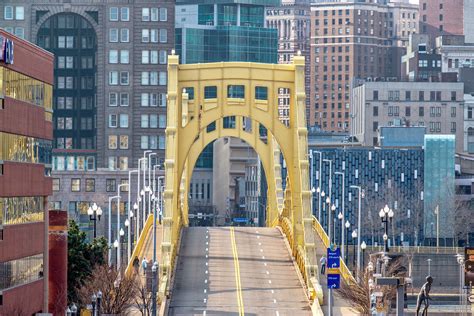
[167,227,312,316]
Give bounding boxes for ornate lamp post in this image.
[379,205,394,253]
[337,212,343,246]
[87,203,103,238]
[361,241,367,268]
[344,220,350,264]
[352,229,357,268]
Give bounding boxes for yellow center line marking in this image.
[230,227,245,315]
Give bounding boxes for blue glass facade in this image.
[307,147,425,246]
[423,135,455,246]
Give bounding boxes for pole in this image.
[396,284,404,316]
[148,153,157,217]
[436,205,439,252]
[116,184,127,270]
[357,187,361,273]
[334,172,345,258]
[315,151,322,223]
[127,169,138,263]
[345,226,349,265]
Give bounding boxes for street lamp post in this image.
[350,185,362,274]
[325,196,331,232]
[147,152,157,218]
[330,204,336,244]
[322,159,333,229]
[87,203,103,239]
[335,171,345,258]
[151,261,159,316]
[352,229,357,268]
[361,241,367,268]
[434,205,439,252]
[345,220,350,264]
[321,191,326,228]
[379,205,394,253]
[313,151,323,223]
[108,195,120,266]
[337,212,343,246]
[127,169,138,262]
[97,291,102,316]
[91,294,97,316]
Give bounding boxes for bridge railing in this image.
[363,245,462,254]
[125,214,154,278]
[312,216,355,284]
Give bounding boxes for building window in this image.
[159,8,168,21]
[120,72,129,85]
[71,179,81,192]
[228,85,244,98]
[419,91,424,101]
[255,86,268,100]
[451,122,456,133]
[109,114,118,128]
[4,6,14,20]
[106,179,116,192]
[142,8,150,21]
[109,28,118,42]
[109,50,118,64]
[120,50,129,64]
[109,7,119,21]
[451,107,456,117]
[159,29,167,43]
[85,179,95,192]
[109,93,118,107]
[53,178,60,191]
[405,106,411,117]
[120,93,129,107]
[159,72,167,85]
[109,71,119,85]
[451,91,457,101]
[119,114,129,128]
[205,86,217,99]
[405,91,411,101]
[142,29,150,42]
[141,136,149,149]
[121,7,130,21]
[419,107,424,117]
[120,135,128,149]
[108,135,118,149]
[373,90,378,100]
[468,107,473,119]
[373,121,378,132]
[373,106,378,117]
[120,28,129,42]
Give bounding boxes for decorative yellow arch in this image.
[160,54,318,297]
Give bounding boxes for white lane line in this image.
[268,280,272,284]
[275,311,280,316]
[262,256,265,259]
[205,279,208,284]
[257,235,260,239]
[264,262,267,266]
[206,254,208,258]
[203,298,207,303]
[206,248,209,252]
[266,271,269,275]
[206,241,209,245]
[260,249,263,252]
[258,242,261,246]
[203,311,207,316]
[273,299,277,304]
[205,270,208,274]
[256,230,259,233]
[206,235,208,239]
[204,289,207,294]
[271,289,274,294]
[206,262,208,266]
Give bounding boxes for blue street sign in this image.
[327,247,341,268]
[233,217,248,223]
[327,274,340,289]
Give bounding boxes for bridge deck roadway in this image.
[168,227,312,316]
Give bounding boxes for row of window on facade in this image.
[0,132,52,165]
[52,155,95,171]
[0,197,44,226]
[372,105,458,118]
[0,254,43,292]
[107,49,168,64]
[109,92,167,107]
[55,137,94,150]
[372,120,456,133]
[189,181,212,201]
[53,178,127,193]
[108,7,168,22]
[185,85,269,101]
[373,90,458,102]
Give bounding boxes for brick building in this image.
[419,0,464,40]
[309,0,418,131]
[0,29,53,314]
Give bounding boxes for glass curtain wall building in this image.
[176,0,279,64]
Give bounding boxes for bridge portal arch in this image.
[160,54,317,296]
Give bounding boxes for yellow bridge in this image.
[125,54,355,315]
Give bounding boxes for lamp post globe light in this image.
[325,196,331,231]
[379,204,394,253]
[352,229,357,268]
[361,241,367,268]
[88,203,103,239]
[344,220,350,264]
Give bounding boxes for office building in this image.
[309,0,418,131]
[0,1,174,233]
[401,34,442,82]
[176,0,278,222]
[419,0,464,40]
[0,29,53,314]
[351,81,464,152]
[266,0,311,124]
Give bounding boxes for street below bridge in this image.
[167,227,312,315]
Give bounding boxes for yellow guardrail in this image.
[312,216,355,284]
[364,245,461,254]
[125,214,154,278]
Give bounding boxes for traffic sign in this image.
[233,217,248,223]
[327,247,341,269]
[327,274,340,289]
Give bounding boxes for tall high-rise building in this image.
[419,0,464,40]
[309,0,418,131]
[0,1,174,234]
[266,0,311,125]
[175,0,279,222]
[0,29,53,314]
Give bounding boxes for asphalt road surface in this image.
[168,227,312,316]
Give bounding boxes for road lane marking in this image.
[230,227,245,316]
[276,311,280,316]
[205,270,208,274]
[257,235,260,239]
[205,279,208,284]
[262,256,265,259]
[204,289,207,293]
[206,254,208,258]
[260,249,263,252]
[203,298,207,303]
[203,311,207,316]
[206,248,208,251]
[206,262,208,266]
[266,271,269,275]
[264,262,267,266]
[273,299,277,304]
[258,242,261,246]
[271,290,274,294]
[268,280,272,284]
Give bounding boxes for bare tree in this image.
[132,277,153,316]
[76,264,137,314]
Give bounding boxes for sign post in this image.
[327,247,341,316]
